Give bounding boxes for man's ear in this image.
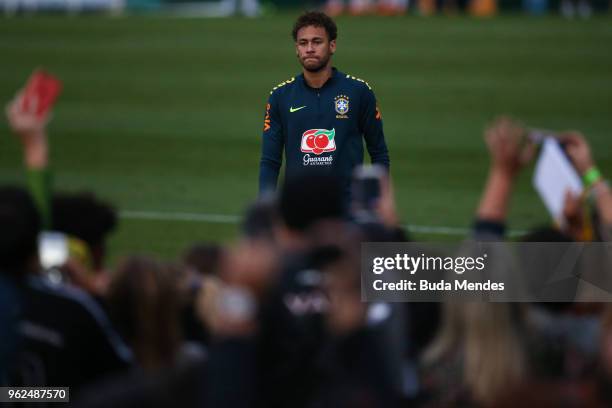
[330,39,336,55]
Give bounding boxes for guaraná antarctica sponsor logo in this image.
[303,154,333,166]
[301,128,336,155]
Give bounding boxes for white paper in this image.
[533,137,583,223]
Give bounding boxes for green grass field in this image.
[1,14,611,263]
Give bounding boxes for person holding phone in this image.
[258,11,390,200]
[5,70,63,230]
[4,71,134,394]
[560,132,612,241]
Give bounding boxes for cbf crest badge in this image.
[334,95,349,119]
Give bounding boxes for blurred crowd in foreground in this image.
[2,80,612,407]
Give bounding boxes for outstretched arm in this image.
[6,90,53,229]
[474,117,535,237]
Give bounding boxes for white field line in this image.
[119,210,527,237]
[120,210,241,224]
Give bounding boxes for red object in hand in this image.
[21,70,62,117]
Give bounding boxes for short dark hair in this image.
[279,172,345,232]
[52,192,117,269]
[52,192,117,251]
[292,11,337,42]
[241,196,279,241]
[182,243,224,276]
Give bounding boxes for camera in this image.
[351,164,385,223]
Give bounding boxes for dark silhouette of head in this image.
[0,186,41,279]
[183,243,224,276]
[279,172,346,233]
[52,192,117,270]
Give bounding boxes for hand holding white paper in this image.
[533,137,583,224]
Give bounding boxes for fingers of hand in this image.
[563,190,581,219]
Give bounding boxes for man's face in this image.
[295,25,336,73]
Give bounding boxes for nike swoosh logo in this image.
[289,106,307,113]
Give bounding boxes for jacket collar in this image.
[299,67,341,90]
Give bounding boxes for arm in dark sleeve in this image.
[205,338,256,408]
[360,87,390,170]
[258,93,284,195]
[472,218,506,241]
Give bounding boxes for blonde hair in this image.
[107,256,182,371]
[423,302,527,405]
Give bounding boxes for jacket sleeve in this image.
[359,87,390,170]
[258,92,284,195]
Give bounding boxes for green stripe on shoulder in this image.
[345,74,372,90]
[270,77,296,94]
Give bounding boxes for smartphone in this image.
[352,164,385,220]
[38,232,69,270]
[21,70,62,117]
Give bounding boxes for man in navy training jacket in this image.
[258,11,390,198]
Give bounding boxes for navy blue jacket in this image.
[259,68,390,194]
